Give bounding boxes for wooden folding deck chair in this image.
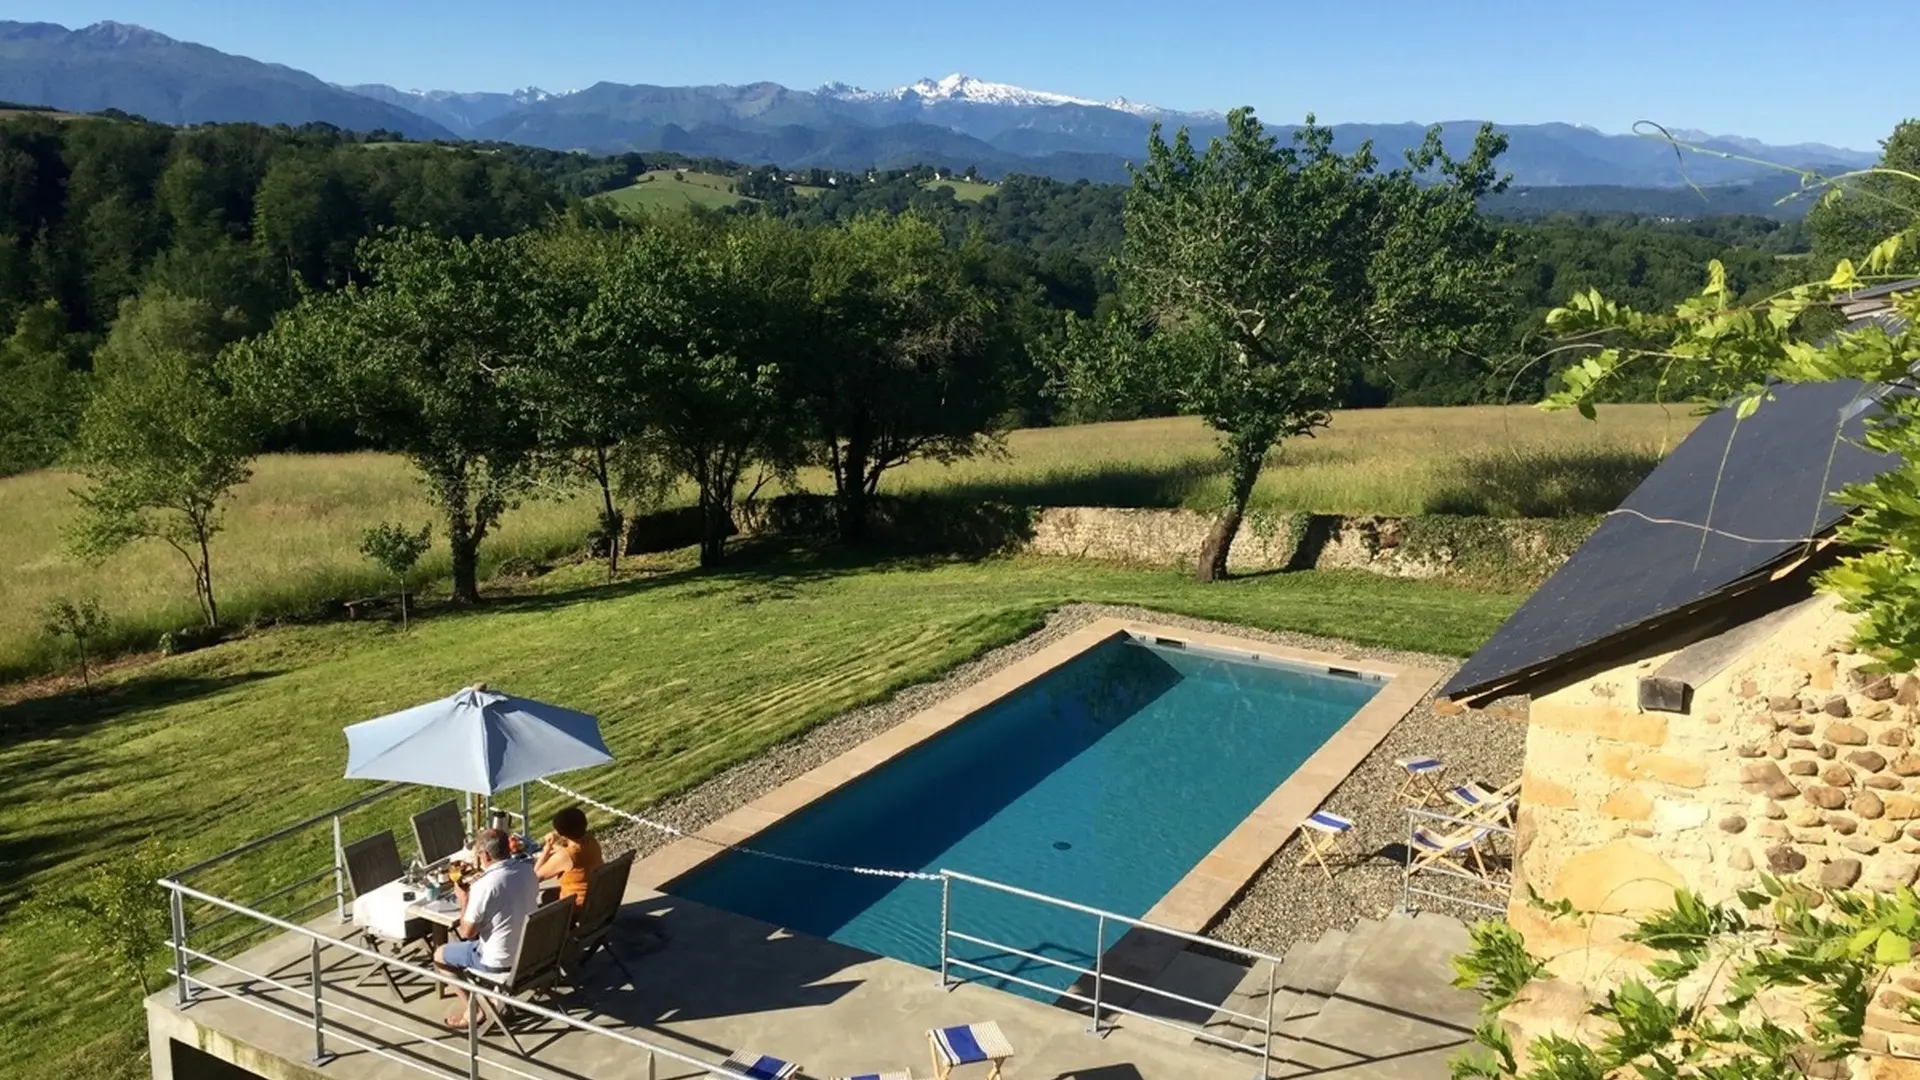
[930,1021,1014,1080]
[1407,821,1501,888]
[1296,809,1356,880]
[1445,778,1520,824]
[1395,756,1449,806]
[713,1050,799,1079]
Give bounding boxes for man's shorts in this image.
[439,938,506,975]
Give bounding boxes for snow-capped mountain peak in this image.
[818,73,1204,118]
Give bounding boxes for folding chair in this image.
[465,899,575,1055]
[412,799,466,866]
[836,1072,911,1080]
[1407,822,1501,888]
[1446,778,1520,824]
[564,851,637,987]
[1295,810,1356,880]
[1395,756,1448,806]
[930,1021,1014,1080]
[713,1050,799,1079]
[343,831,430,995]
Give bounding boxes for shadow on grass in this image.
[1422,448,1662,518]
[913,457,1221,509]
[0,671,275,755]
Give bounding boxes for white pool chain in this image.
[537,778,942,881]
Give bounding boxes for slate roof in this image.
[1440,298,1914,705]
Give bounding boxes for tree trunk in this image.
[592,444,621,581]
[196,526,218,628]
[398,575,410,630]
[448,506,482,604]
[1196,436,1270,583]
[836,438,872,544]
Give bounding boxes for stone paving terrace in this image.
[148,876,1485,1080]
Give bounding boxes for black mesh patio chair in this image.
[343,830,430,995]
[564,851,637,988]
[411,800,466,866]
[465,899,575,1054]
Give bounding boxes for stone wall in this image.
[1504,594,1920,1067]
[720,494,1590,588]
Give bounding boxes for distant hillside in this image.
[344,84,554,136]
[1483,172,1827,221]
[0,20,451,139]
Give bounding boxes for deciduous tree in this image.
[1090,109,1515,580]
[68,290,255,628]
[230,230,545,603]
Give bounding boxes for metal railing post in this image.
[467,992,481,1078]
[333,813,347,922]
[309,938,333,1064]
[1088,913,1106,1036]
[1261,959,1276,1080]
[169,884,190,1006]
[938,873,952,990]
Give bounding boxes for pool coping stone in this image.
[633,616,1441,943]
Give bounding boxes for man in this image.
[434,827,538,1028]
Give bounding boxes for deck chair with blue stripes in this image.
[835,1072,911,1080]
[1446,778,1520,823]
[1396,756,1448,806]
[713,1050,798,1080]
[1296,809,1356,880]
[1408,821,1500,886]
[930,1021,1014,1080]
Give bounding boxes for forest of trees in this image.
[0,111,1906,481]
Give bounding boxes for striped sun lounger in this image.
[715,1051,799,1080]
[837,1073,912,1080]
[930,1021,1015,1080]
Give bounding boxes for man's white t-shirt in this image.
[463,858,540,971]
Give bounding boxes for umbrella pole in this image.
[520,783,530,839]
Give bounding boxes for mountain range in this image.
[0,19,1881,188]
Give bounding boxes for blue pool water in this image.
[669,634,1381,995]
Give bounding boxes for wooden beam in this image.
[1637,592,1825,713]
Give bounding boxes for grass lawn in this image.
[594,171,751,212]
[0,405,1687,683]
[0,549,1524,1080]
[923,178,997,202]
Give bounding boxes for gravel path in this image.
[600,602,1526,954]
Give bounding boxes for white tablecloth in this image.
[350,880,422,941]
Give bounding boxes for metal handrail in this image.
[168,782,409,880]
[938,869,1281,1079]
[160,877,776,1080]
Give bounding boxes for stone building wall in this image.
[1505,593,1920,1065]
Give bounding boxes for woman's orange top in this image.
[556,834,603,907]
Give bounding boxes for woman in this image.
[533,805,603,908]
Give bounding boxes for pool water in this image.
[669,634,1381,996]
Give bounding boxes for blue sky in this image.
[12,0,1914,150]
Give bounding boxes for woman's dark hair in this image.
[552,806,589,841]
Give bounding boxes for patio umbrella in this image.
[343,684,614,830]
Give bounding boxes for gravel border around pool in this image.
[602,602,1526,954]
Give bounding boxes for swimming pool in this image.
[668,632,1383,995]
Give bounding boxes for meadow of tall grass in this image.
[0,403,1694,682]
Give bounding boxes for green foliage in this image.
[38,596,108,689]
[1809,119,1920,275]
[1084,108,1516,579]
[1541,124,1920,668]
[23,838,177,995]
[1454,879,1919,1080]
[233,230,549,602]
[0,301,86,476]
[358,521,431,628]
[68,291,256,628]
[792,213,1011,540]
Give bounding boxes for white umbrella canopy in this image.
[343,684,614,795]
